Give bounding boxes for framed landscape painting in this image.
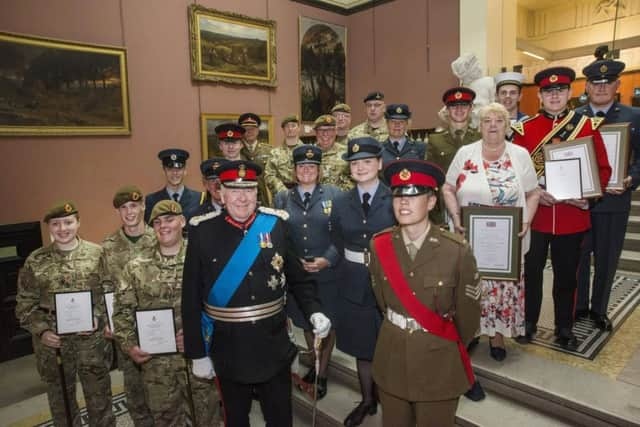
[188,5,277,87]
[299,16,346,122]
[200,113,273,160]
[0,32,130,136]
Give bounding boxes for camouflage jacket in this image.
[348,121,389,143]
[16,239,105,337]
[99,226,157,293]
[264,141,303,195]
[335,134,349,147]
[113,241,187,351]
[319,143,353,190]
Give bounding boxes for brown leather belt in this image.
[203,296,284,323]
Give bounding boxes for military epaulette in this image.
[439,229,467,245]
[510,121,524,136]
[258,206,290,221]
[432,127,447,134]
[199,191,207,205]
[590,116,605,130]
[372,226,395,238]
[189,210,221,226]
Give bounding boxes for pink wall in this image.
[0,0,458,242]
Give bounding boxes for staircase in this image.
[620,192,640,272]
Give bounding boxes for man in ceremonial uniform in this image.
[369,160,481,426]
[113,200,222,426]
[145,148,202,223]
[348,91,389,142]
[182,160,331,426]
[193,157,227,219]
[380,104,426,166]
[427,87,481,224]
[332,103,352,146]
[100,186,156,427]
[314,114,353,190]
[512,67,611,349]
[239,112,273,207]
[264,115,304,196]
[576,58,640,331]
[495,71,528,125]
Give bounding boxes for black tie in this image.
[172,193,179,202]
[596,111,605,117]
[393,141,400,152]
[362,192,371,216]
[303,192,311,209]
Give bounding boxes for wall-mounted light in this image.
[523,51,545,60]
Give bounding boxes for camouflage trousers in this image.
[141,355,222,427]
[34,333,115,427]
[113,343,153,427]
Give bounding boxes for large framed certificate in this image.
[54,291,94,335]
[462,206,522,281]
[599,122,631,190]
[543,136,602,198]
[545,158,583,200]
[135,308,177,355]
[104,292,114,331]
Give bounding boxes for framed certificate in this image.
[462,206,522,281]
[104,292,114,331]
[599,122,631,190]
[543,136,602,198]
[545,158,583,200]
[54,291,94,335]
[135,308,177,355]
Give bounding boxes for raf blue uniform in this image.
[381,138,426,166]
[576,100,640,325]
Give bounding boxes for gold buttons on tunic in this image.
[248,271,253,276]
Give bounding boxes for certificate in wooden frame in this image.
[543,136,602,198]
[200,113,273,160]
[462,206,522,281]
[598,122,631,191]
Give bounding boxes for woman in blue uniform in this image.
[330,137,396,426]
[274,144,341,399]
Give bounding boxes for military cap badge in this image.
[399,169,411,181]
[549,74,558,83]
[325,116,331,123]
[63,203,73,213]
[238,164,246,178]
[227,130,234,137]
[396,106,402,114]
[566,123,574,131]
[600,64,608,73]
[170,153,177,161]
[305,149,314,159]
[131,191,141,201]
[170,203,178,213]
[454,91,462,100]
[352,143,360,153]
[375,93,382,99]
[211,162,220,170]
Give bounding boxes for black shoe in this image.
[316,377,328,400]
[514,334,531,344]
[302,367,316,384]
[556,328,578,351]
[464,380,486,401]
[467,336,480,352]
[343,401,377,427]
[489,341,507,361]
[575,308,591,319]
[593,314,613,331]
[516,322,537,344]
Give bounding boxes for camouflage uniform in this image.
[242,141,273,206]
[335,134,349,147]
[16,239,115,427]
[263,140,304,195]
[113,241,221,427]
[319,143,353,190]
[348,121,389,143]
[100,226,156,427]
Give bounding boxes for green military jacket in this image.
[318,143,353,190]
[263,140,303,196]
[369,225,480,401]
[16,239,106,337]
[99,226,157,293]
[242,141,273,206]
[348,121,389,143]
[113,241,186,351]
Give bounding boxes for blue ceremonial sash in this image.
[201,213,278,353]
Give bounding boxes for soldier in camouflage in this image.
[314,114,354,190]
[332,103,352,146]
[113,200,221,427]
[264,114,304,195]
[348,91,389,143]
[16,201,115,427]
[99,186,156,427]
[239,112,273,207]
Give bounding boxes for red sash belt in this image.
[373,232,475,386]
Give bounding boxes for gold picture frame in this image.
[200,113,273,160]
[0,31,130,136]
[598,122,631,191]
[188,5,277,87]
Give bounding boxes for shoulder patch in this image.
[590,116,605,130]
[511,121,524,136]
[189,210,221,226]
[258,206,290,221]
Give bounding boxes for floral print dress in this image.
[480,153,525,337]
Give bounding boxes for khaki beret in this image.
[280,114,299,128]
[148,200,182,224]
[313,114,336,129]
[113,185,144,208]
[44,200,78,222]
[331,103,351,114]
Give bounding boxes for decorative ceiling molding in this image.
[290,0,395,15]
[517,34,640,61]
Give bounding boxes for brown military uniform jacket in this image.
[369,225,481,402]
[242,140,273,206]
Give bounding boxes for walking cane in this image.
[311,335,322,427]
[56,348,73,427]
[184,360,198,427]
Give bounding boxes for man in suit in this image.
[144,148,202,223]
[576,58,640,331]
[369,159,480,426]
[380,104,427,167]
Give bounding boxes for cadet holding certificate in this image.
[54,290,94,335]
[135,308,178,355]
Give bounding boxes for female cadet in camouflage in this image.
[112,200,220,427]
[16,201,115,427]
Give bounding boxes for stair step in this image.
[631,191,640,201]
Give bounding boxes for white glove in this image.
[192,357,215,379]
[309,312,331,339]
